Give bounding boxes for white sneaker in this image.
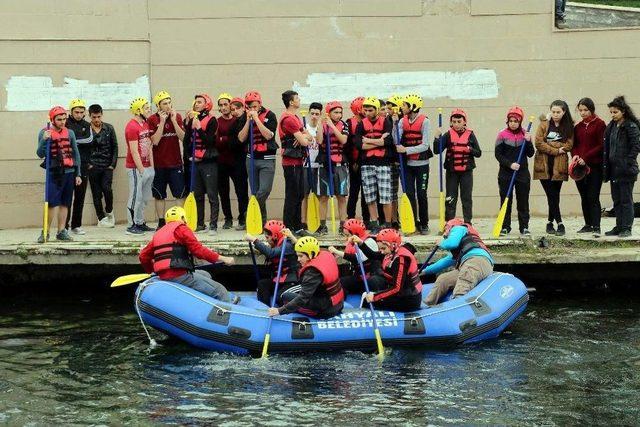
[71,227,86,235]
[106,212,115,228]
[97,217,110,228]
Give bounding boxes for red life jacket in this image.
[401,114,428,161]
[343,236,382,278]
[193,115,214,160]
[362,116,387,158]
[49,127,75,168]
[381,246,422,296]
[449,223,490,267]
[278,112,305,159]
[320,120,346,164]
[268,237,299,283]
[299,250,344,308]
[446,128,473,172]
[251,109,273,154]
[151,222,195,274]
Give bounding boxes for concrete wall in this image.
[1,0,639,229]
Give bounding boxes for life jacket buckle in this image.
[410,317,418,327]
[298,322,308,332]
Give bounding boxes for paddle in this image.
[261,237,287,358]
[437,108,445,233]
[42,123,51,243]
[355,246,385,361]
[249,241,261,287]
[302,110,320,232]
[492,117,534,238]
[393,108,416,234]
[324,126,337,235]
[110,262,224,287]
[419,245,439,273]
[183,125,197,231]
[246,120,263,235]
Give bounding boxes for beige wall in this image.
[1,0,639,229]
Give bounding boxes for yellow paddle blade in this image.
[399,193,416,234]
[439,192,446,233]
[43,202,48,243]
[247,196,263,235]
[493,197,510,238]
[261,333,271,359]
[110,273,152,288]
[307,192,320,232]
[183,193,197,231]
[374,328,385,361]
[329,196,337,235]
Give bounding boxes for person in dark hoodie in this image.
[184,94,219,234]
[494,106,534,236]
[65,98,93,234]
[603,96,640,238]
[87,104,118,228]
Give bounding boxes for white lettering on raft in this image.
[292,70,499,103]
[317,311,399,329]
[4,75,151,111]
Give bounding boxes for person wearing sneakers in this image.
[245,220,300,306]
[354,97,394,233]
[301,102,322,232]
[393,94,433,235]
[124,97,155,235]
[495,106,534,236]
[65,99,93,235]
[237,91,278,221]
[345,97,369,223]
[147,90,185,230]
[139,206,239,302]
[268,235,344,319]
[36,106,82,242]
[184,94,220,235]
[386,94,405,228]
[316,101,350,234]
[422,218,494,306]
[87,104,118,228]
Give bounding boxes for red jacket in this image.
[572,116,606,167]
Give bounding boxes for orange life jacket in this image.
[381,246,422,296]
[401,114,428,161]
[324,120,346,164]
[299,250,344,308]
[151,222,195,274]
[49,127,75,168]
[362,116,387,158]
[250,109,276,154]
[446,128,473,172]
[193,115,214,160]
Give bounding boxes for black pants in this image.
[88,167,114,220]
[405,164,429,227]
[498,175,530,232]
[194,162,219,228]
[540,179,563,223]
[340,274,386,295]
[576,166,603,228]
[66,165,88,229]
[372,292,422,313]
[445,170,473,223]
[283,165,305,231]
[219,160,249,223]
[347,164,369,222]
[257,278,297,306]
[611,179,635,230]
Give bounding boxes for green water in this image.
[1,290,639,425]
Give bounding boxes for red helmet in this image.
[444,218,465,237]
[195,94,213,112]
[450,108,468,123]
[48,106,66,122]
[343,219,366,238]
[230,97,245,107]
[350,97,365,115]
[569,158,591,181]
[244,91,262,106]
[263,220,285,242]
[325,101,342,114]
[507,106,524,123]
[376,228,402,247]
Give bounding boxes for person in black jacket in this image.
[87,104,118,227]
[603,96,640,238]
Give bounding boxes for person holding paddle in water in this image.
[139,206,239,303]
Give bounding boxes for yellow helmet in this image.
[403,93,423,112]
[69,98,86,111]
[362,96,381,111]
[165,206,187,223]
[130,97,149,116]
[152,90,171,106]
[294,236,320,259]
[386,94,404,107]
[217,93,233,103]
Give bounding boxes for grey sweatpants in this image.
[172,270,231,302]
[246,157,275,220]
[127,167,154,226]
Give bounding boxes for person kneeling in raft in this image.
[139,206,239,303]
[422,218,494,306]
[353,228,423,312]
[328,218,386,295]
[245,220,299,306]
[268,235,344,319]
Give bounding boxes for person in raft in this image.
[422,218,494,306]
[353,228,423,312]
[244,220,299,306]
[328,218,385,295]
[139,206,239,303]
[268,235,344,319]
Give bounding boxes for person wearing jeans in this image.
[555,0,567,28]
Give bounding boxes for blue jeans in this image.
[556,0,566,19]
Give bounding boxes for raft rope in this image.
[135,273,511,332]
[135,281,158,349]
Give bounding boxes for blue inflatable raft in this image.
[135,272,528,355]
